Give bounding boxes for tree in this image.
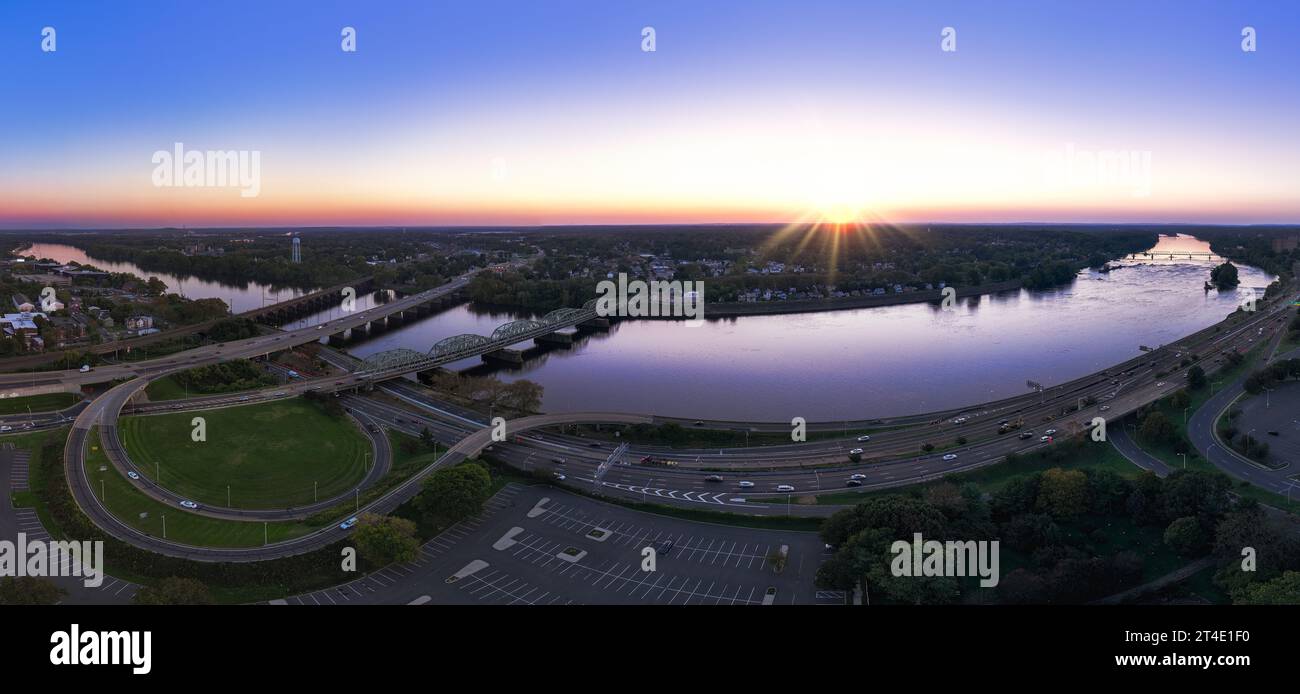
[1187,365,1207,390]
[417,463,492,524]
[352,513,420,566]
[1234,571,1300,605]
[1036,468,1088,518]
[0,576,66,605]
[419,426,436,449]
[1138,411,1176,445]
[1163,516,1208,556]
[133,577,213,605]
[1210,261,1239,289]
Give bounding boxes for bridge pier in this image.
[327,333,347,347]
[534,332,573,346]
[578,317,610,330]
[483,349,524,364]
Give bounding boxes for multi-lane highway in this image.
[7,262,1290,561]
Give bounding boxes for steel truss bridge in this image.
[354,300,599,380]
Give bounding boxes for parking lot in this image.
[274,482,827,605]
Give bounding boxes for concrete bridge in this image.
[351,299,605,381]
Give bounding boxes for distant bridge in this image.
[354,299,602,380]
[1127,251,1222,260]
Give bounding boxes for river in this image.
[339,234,1276,420]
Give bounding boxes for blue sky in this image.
[1,0,1297,227]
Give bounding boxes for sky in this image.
[1,0,1298,228]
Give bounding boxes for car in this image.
[775,484,795,492]
[639,455,655,464]
[0,426,10,433]
[693,420,704,426]
[316,325,324,330]
[845,479,863,487]
[127,471,140,480]
[587,442,602,448]
[550,457,567,464]
[1099,405,1110,412]
[656,540,674,557]
[856,435,871,442]
[79,364,92,373]
[239,396,250,401]
[850,473,867,480]
[942,453,958,461]
[704,475,724,483]
[1018,432,1034,440]
[998,419,1010,425]
[1267,430,1280,436]
[1040,435,1052,442]
[171,404,183,409]
[1045,429,1057,435]
[179,500,199,509]
[849,447,864,456]
[552,472,567,481]
[951,417,968,424]
[338,516,360,531]
[1156,381,1166,387]
[273,391,287,397]
[738,481,755,488]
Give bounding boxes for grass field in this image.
[142,376,189,401]
[118,397,370,509]
[83,426,318,547]
[0,392,80,415]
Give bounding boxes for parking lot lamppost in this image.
[161,514,166,540]
[355,488,359,512]
[1183,407,1190,425]
[1178,453,1187,469]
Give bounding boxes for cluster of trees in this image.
[133,577,213,605]
[1210,501,1300,604]
[0,576,66,605]
[171,359,276,395]
[1209,261,1240,289]
[465,226,1159,311]
[816,463,1242,604]
[1219,407,1270,461]
[421,371,543,415]
[205,317,261,342]
[353,463,493,567]
[1243,357,1300,395]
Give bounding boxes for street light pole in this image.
[1178,453,1187,469]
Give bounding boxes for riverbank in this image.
[703,279,1023,317]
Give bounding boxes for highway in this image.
[27,265,1295,559]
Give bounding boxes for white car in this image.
[179,500,199,509]
[1155,381,1166,387]
[856,435,871,442]
[1099,405,1110,412]
[850,473,867,480]
[738,481,755,488]
[0,425,10,433]
[127,471,140,480]
[553,472,566,481]
[1040,435,1052,442]
[942,453,958,461]
[775,484,795,492]
[1045,429,1057,435]
[849,447,864,456]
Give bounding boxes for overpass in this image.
[1126,251,1222,260]
[351,299,605,380]
[0,275,381,371]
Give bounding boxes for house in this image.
[125,315,154,331]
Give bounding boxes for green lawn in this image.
[0,392,80,415]
[143,376,189,401]
[84,426,318,547]
[118,397,370,509]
